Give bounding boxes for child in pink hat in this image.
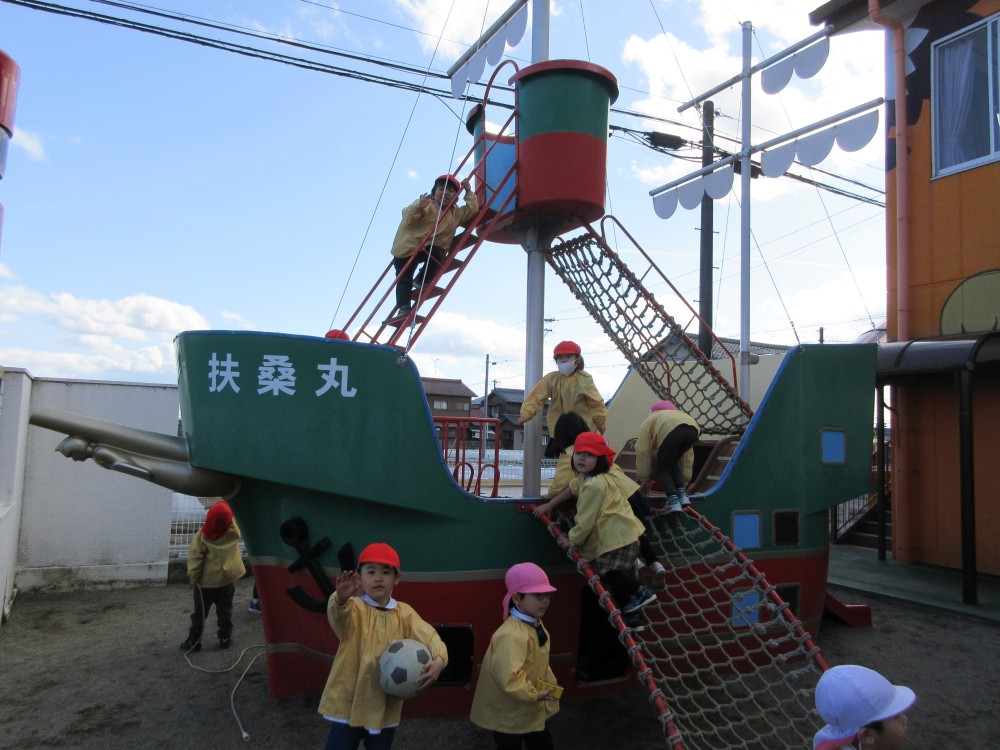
[813,665,915,750]
[471,563,560,749]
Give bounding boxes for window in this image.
[932,16,1000,175]
[433,400,448,409]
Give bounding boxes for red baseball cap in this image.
[434,174,461,192]
[553,340,581,357]
[358,542,401,572]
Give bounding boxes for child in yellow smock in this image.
[318,542,447,750]
[517,341,606,458]
[470,563,560,750]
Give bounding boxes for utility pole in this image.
[698,100,715,357]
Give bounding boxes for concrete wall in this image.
[5,372,179,596]
[0,370,31,620]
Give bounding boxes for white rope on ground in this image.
[182,585,269,741]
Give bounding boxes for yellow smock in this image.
[318,596,448,731]
[470,616,559,734]
[186,521,245,588]
[567,474,644,561]
[635,409,701,484]
[390,192,479,259]
[520,370,606,434]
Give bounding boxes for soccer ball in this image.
[377,639,431,699]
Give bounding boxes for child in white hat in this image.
[813,665,915,750]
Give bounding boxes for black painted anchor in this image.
[281,516,339,613]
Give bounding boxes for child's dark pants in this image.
[188,582,235,643]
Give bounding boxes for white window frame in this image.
[932,13,1000,177]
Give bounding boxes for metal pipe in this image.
[869,0,913,563]
[957,367,977,604]
[739,21,752,402]
[678,25,834,113]
[698,100,715,357]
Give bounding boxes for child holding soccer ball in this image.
[470,562,560,750]
[318,542,447,750]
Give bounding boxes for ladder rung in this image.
[412,286,444,300]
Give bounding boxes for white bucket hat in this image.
[813,665,915,750]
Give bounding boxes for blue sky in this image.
[0,0,886,398]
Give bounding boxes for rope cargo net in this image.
[547,230,753,436]
[539,508,825,750]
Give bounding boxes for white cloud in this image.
[11,127,46,161]
[0,286,210,379]
[0,342,175,379]
[393,0,510,61]
[621,6,884,182]
[49,292,210,341]
[220,309,254,329]
[0,261,14,279]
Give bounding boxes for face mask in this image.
[557,361,576,376]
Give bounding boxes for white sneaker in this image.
[678,490,691,507]
[650,561,667,590]
[666,496,683,514]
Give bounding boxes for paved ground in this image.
[0,576,997,749]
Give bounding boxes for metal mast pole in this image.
[698,100,715,357]
[739,21,752,402]
[521,0,550,496]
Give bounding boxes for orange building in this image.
[811,0,1000,599]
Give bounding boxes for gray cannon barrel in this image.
[29,405,240,498]
[30,405,190,461]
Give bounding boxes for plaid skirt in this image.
[593,541,640,576]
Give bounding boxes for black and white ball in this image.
[377,639,431,699]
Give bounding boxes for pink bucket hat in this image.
[652,400,678,411]
[502,563,557,619]
[813,665,915,750]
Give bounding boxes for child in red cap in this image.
[319,542,448,749]
[549,433,655,629]
[388,174,478,318]
[517,341,606,458]
[471,563,560,749]
[180,500,246,651]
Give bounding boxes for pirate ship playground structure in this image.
[27,57,878,750]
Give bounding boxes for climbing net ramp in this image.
[544,507,826,749]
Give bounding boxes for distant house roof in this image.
[645,333,790,362]
[808,0,925,33]
[490,388,525,405]
[421,377,476,398]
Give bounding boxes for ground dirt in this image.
[0,578,996,749]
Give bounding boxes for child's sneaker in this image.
[622,587,657,614]
[678,489,691,507]
[649,561,668,590]
[622,611,645,631]
[219,637,232,649]
[248,598,262,614]
[179,637,202,652]
[666,495,683,514]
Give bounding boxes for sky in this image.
[0,0,887,399]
